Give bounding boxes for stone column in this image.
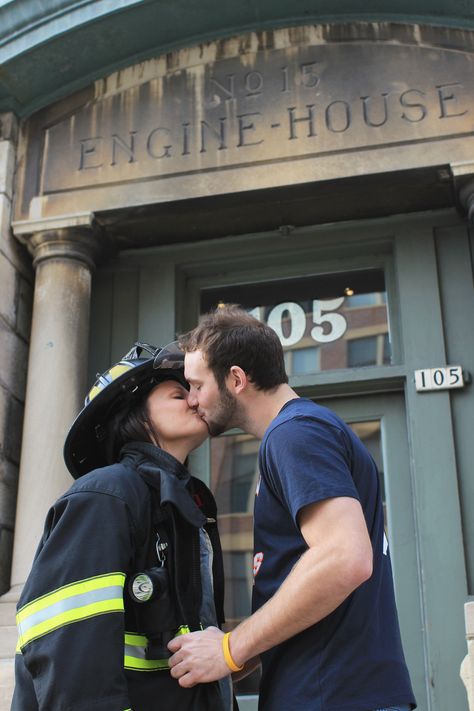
[10,228,100,586]
[0,226,101,709]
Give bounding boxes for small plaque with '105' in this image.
[415,366,464,392]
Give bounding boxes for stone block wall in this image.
[0,113,33,595]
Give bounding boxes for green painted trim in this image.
[395,225,468,711]
[2,4,474,115]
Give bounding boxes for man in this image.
[168,305,416,711]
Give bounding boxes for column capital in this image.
[28,224,109,270]
[13,214,116,269]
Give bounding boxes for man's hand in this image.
[168,626,231,687]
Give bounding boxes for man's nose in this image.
[187,390,198,408]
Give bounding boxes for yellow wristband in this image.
[222,632,244,672]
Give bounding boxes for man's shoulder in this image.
[266,398,345,439]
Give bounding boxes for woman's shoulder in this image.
[64,461,150,514]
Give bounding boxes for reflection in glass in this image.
[347,419,387,528]
[201,269,391,376]
[210,418,386,696]
[211,433,260,694]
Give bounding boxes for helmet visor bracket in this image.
[153,340,185,371]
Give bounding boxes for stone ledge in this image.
[462,601,474,711]
[467,601,474,638]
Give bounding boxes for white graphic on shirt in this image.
[255,475,261,496]
[383,532,389,556]
[253,552,264,577]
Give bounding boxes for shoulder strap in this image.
[138,471,203,632]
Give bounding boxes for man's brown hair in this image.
[179,304,288,391]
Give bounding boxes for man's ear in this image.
[226,365,248,395]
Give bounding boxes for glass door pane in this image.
[211,433,261,695]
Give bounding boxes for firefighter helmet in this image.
[64,341,186,479]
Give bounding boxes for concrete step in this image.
[0,627,17,660]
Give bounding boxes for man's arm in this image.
[168,496,373,686]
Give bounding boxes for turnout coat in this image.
[11,442,226,711]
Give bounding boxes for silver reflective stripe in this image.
[124,633,169,671]
[18,586,123,636]
[125,643,146,660]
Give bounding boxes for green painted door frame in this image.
[89,208,472,711]
[322,393,427,710]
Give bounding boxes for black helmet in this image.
[64,341,186,479]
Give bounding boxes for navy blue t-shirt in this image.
[252,398,416,711]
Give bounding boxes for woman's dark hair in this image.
[105,395,160,463]
[179,304,288,391]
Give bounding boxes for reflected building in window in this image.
[202,269,391,378]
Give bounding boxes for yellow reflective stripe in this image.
[87,363,133,403]
[124,655,169,671]
[17,573,126,623]
[124,632,169,672]
[18,598,124,649]
[175,625,191,635]
[124,633,148,647]
[16,573,126,650]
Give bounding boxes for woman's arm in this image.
[14,490,136,711]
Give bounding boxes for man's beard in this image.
[206,384,240,436]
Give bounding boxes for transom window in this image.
[201,269,391,375]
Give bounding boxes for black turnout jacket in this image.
[11,442,226,711]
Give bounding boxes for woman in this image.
[11,342,233,711]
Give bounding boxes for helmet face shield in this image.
[153,340,185,371]
[123,342,160,361]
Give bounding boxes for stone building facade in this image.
[0,113,32,707]
[0,4,474,711]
